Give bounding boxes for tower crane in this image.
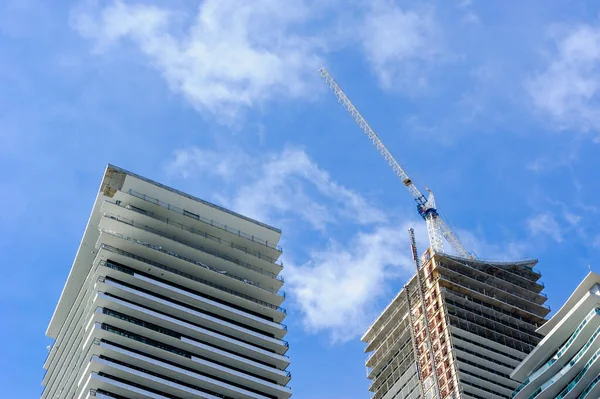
[319,67,475,259]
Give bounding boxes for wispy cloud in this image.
[166,145,423,341]
[526,212,564,243]
[526,22,600,138]
[72,0,324,124]
[457,0,480,25]
[360,1,443,91]
[285,223,426,342]
[166,146,387,231]
[457,228,530,261]
[166,145,519,341]
[72,0,447,118]
[166,147,252,180]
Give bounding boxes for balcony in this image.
[364,296,410,353]
[437,260,547,305]
[93,292,291,362]
[96,278,288,352]
[128,189,282,253]
[100,213,283,286]
[98,307,291,384]
[513,308,600,399]
[83,337,292,399]
[440,256,544,293]
[443,288,541,334]
[438,271,549,320]
[367,327,412,381]
[105,199,283,273]
[366,315,410,367]
[445,298,542,345]
[87,328,292,398]
[98,260,288,339]
[96,230,285,306]
[98,244,286,322]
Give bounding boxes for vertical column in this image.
[422,254,461,399]
[408,230,441,399]
[405,287,426,399]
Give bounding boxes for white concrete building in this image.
[42,165,291,399]
[511,271,600,399]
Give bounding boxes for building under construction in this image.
[362,242,549,399]
[318,68,551,399]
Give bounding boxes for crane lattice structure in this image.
[319,67,475,259]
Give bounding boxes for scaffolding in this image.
[363,246,549,399]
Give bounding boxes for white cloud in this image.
[526,212,563,243]
[285,222,427,342]
[166,146,428,341]
[72,0,323,124]
[526,23,600,136]
[72,0,447,117]
[166,147,251,180]
[563,211,582,226]
[166,145,519,341]
[457,228,530,261]
[525,144,580,173]
[166,146,386,231]
[360,1,442,91]
[456,0,479,25]
[461,11,480,26]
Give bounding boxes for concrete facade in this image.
[511,272,600,399]
[362,249,549,399]
[42,165,291,399]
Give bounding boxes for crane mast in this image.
[319,67,474,259]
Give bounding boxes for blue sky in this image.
[2,0,600,397]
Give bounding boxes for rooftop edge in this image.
[107,164,281,234]
[361,251,540,344]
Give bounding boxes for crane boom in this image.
[319,67,474,259]
[318,68,427,208]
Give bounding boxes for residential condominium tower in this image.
[362,248,549,399]
[42,165,292,399]
[511,271,600,399]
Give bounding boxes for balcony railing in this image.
[100,324,292,392]
[512,308,600,398]
[99,243,287,313]
[128,189,283,252]
[98,231,285,297]
[444,296,542,341]
[554,325,600,398]
[101,261,288,331]
[576,367,600,399]
[111,200,282,266]
[439,270,549,316]
[443,255,542,285]
[103,213,284,283]
[451,260,548,299]
[101,307,292,378]
[41,337,102,398]
[439,261,547,304]
[365,292,410,348]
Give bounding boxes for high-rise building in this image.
[511,271,600,399]
[42,165,292,399]
[362,247,549,399]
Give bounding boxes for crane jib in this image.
[319,67,474,259]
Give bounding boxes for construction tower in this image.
[362,244,549,399]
